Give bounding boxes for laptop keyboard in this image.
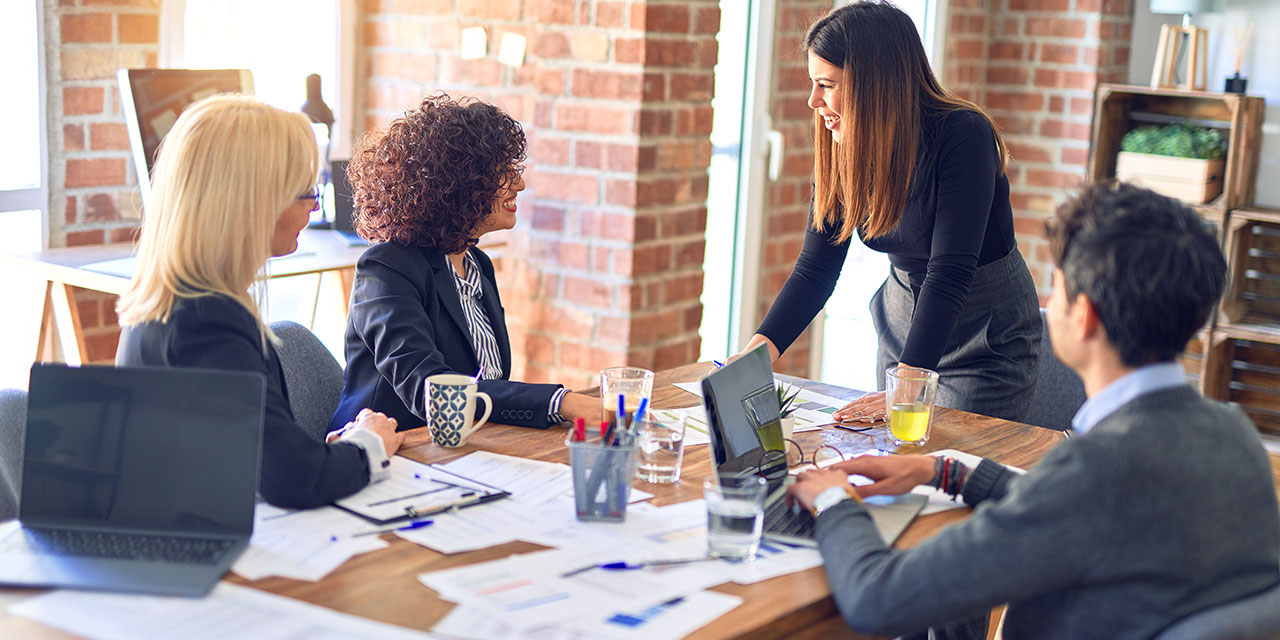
[4,528,235,565]
[764,499,816,539]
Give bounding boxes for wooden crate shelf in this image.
[1221,212,1280,328]
[1088,84,1265,210]
[1203,333,1280,435]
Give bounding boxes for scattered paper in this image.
[9,582,434,640]
[233,503,387,582]
[432,590,742,640]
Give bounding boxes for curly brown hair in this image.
[347,94,526,254]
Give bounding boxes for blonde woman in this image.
[116,95,405,509]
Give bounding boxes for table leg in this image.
[48,282,88,366]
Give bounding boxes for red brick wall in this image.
[48,0,159,363]
[362,0,719,389]
[945,0,1133,299]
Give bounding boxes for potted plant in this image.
[776,382,801,441]
[1115,123,1227,204]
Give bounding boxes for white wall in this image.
[1129,0,1280,208]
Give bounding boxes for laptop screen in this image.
[21,365,265,536]
[701,345,787,483]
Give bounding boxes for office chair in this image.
[0,388,27,520]
[1155,583,1280,639]
[1023,310,1087,431]
[270,321,344,443]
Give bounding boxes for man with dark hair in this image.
[788,182,1280,639]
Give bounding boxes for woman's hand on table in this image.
[833,391,886,423]
[558,392,600,426]
[828,455,936,498]
[327,408,407,457]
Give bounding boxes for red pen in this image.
[601,421,612,445]
[574,417,586,442]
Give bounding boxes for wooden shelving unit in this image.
[1087,84,1275,432]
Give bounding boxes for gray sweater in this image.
[814,386,1280,638]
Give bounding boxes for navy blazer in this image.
[116,294,371,509]
[331,242,563,431]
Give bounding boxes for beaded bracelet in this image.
[931,456,969,501]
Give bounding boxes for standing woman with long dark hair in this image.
[743,2,1040,423]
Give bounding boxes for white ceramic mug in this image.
[426,374,493,448]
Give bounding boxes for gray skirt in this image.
[870,248,1041,422]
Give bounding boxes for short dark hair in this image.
[348,94,526,254]
[1045,182,1226,367]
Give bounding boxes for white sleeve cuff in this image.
[339,428,392,483]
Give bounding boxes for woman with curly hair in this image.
[330,95,598,432]
[116,95,404,509]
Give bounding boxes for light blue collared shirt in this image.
[1070,362,1188,435]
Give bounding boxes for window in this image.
[160,0,357,158]
[0,0,48,389]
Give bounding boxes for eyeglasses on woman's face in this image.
[296,185,323,212]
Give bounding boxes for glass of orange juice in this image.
[885,366,939,446]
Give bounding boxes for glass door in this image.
[699,0,777,362]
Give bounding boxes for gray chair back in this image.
[0,388,27,520]
[1156,584,1280,640]
[270,321,344,443]
[1023,309,1087,431]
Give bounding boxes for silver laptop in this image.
[0,364,265,596]
[701,345,926,547]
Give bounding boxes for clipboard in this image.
[334,457,511,524]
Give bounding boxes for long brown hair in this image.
[805,2,1008,241]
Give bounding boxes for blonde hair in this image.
[116,95,318,349]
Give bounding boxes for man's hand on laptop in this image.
[827,455,935,498]
[326,408,407,457]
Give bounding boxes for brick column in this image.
[362,0,719,389]
[945,0,1133,299]
[45,0,159,362]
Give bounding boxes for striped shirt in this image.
[450,251,567,425]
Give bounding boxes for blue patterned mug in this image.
[426,374,493,448]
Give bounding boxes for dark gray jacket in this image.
[815,386,1280,638]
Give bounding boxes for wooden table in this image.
[0,362,1067,639]
[3,230,367,365]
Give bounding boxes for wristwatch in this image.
[810,485,857,517]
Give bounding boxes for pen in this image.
[634,397,649,424]
[712,360,725,368]
[574,417,586,442]
[346,519,434,538]
[560,556,715,577]
[617,394,627,434]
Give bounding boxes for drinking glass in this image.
[703,474,767,560]
[885,366,940,446]
[635,414,686,484]
[600,367,654,423]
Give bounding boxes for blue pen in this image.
[712,360,725,368]
[617,394,628,435]
[348,519,434,538]
[634,397,649,424]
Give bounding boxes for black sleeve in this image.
[174,308,370,509]
[350,251,562,429]
[755,201,850,355]
[898,113,999,369]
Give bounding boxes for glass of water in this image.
[635,414,687,484]
[703,474,768,560]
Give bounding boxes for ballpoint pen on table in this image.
[559,555,717,578]
[345,519,434,538]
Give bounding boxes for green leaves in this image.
[776,382,801,419]
[1120,123,1227,160]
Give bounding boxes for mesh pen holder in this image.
[567,436,638,522]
